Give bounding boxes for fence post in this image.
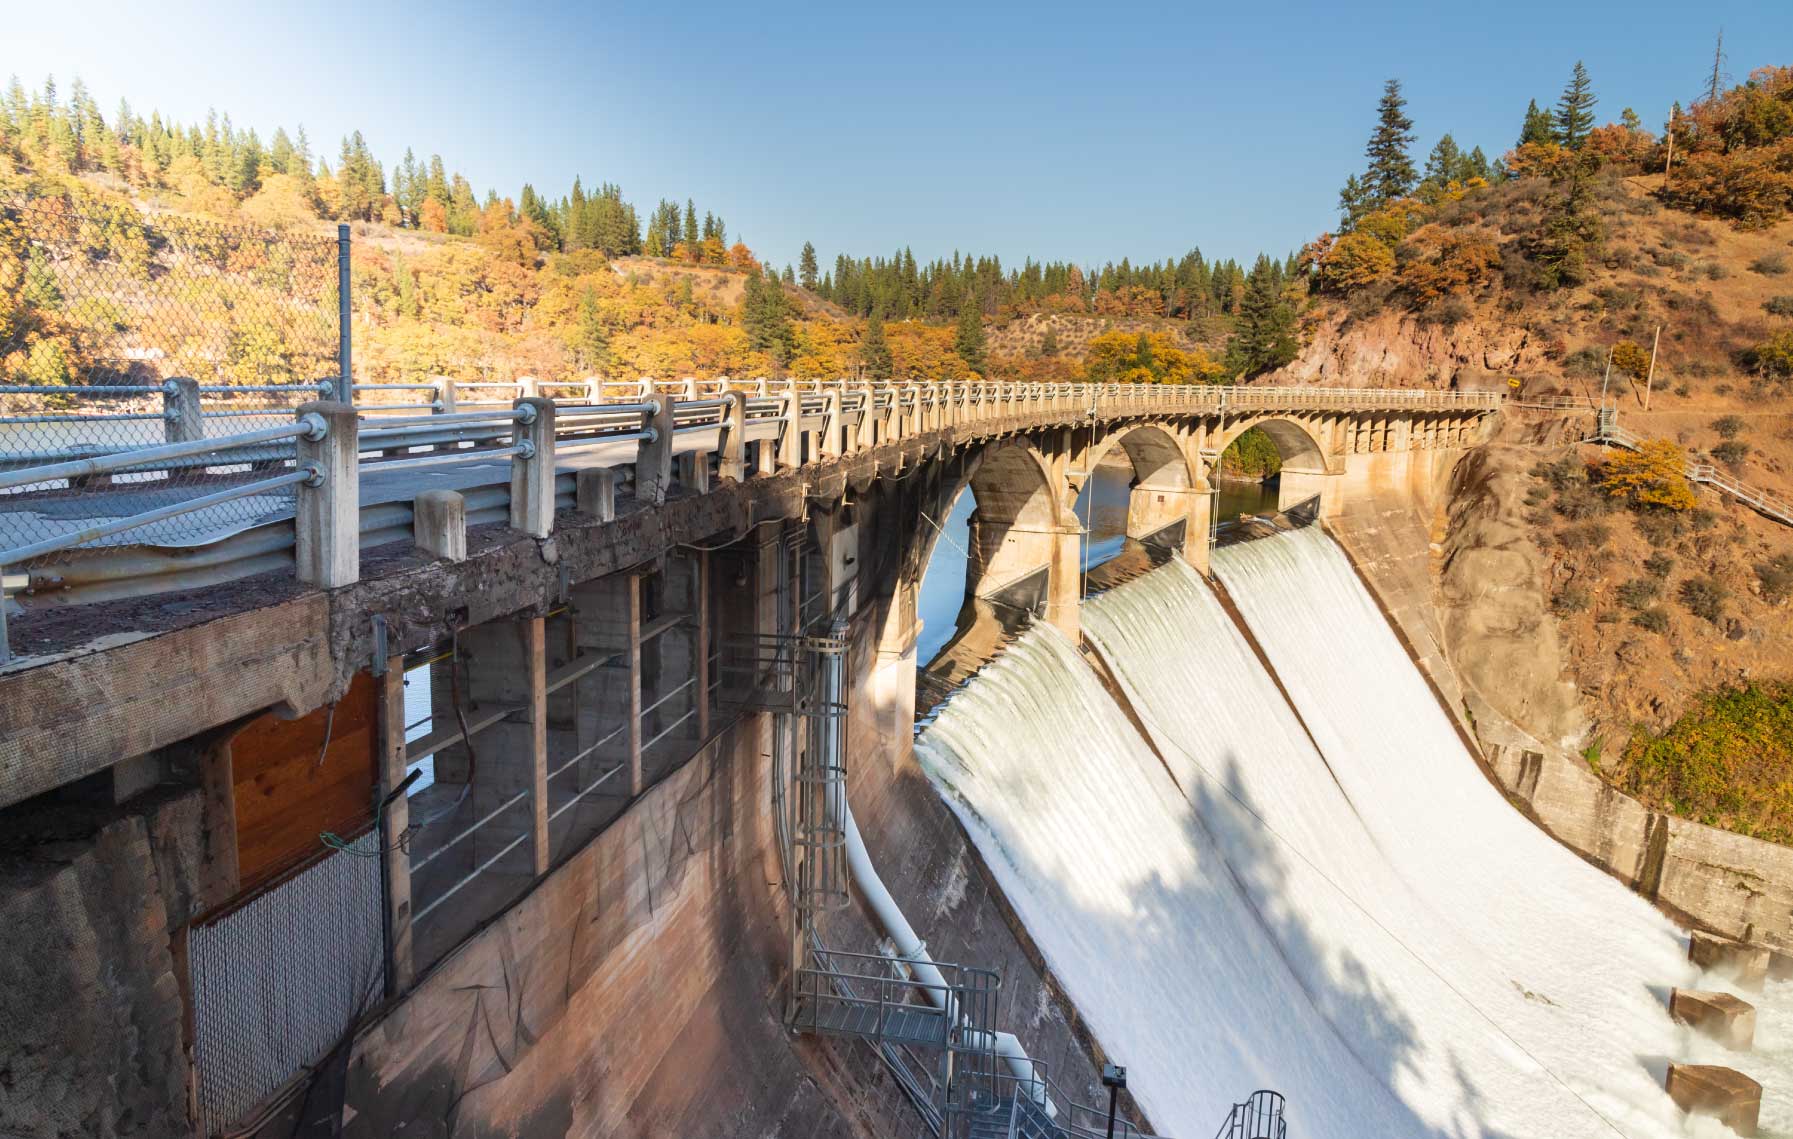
[510,397,556,539]
[718,392,748,481]
[337,224,352,405]
[821,391,845,459]
[575,468,616,521]
[296,401,359,588]
[162,377,202,444]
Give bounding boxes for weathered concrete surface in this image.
[1669,988,1757,1050]
[0,787,207,1138]
[1690,932,1772,991]
[1665,1063,1762,1137]
[0,594,332,809]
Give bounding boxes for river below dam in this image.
[915,524,1790,1138]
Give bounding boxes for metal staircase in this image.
[1213,1091,1287,1139]
[1591,408,1793,528]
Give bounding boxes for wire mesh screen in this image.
[188,834,383,1136]
[0,193,339,566]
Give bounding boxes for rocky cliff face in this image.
[1270,308,1542,390]
[1437,443,1590,749]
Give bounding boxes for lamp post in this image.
[1102,1062,1127,1139]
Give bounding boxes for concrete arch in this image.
[901,435,1077,647]
[1079,422,1198,497]
[1211,415,1336,476]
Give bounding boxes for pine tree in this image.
[742,272,794,365]
[1620,107,1643,133]
[1466,146,1492,181]
[683,199,699,259]
[798,241,819,290]
[954,303,987,375]
[862,308,893,380]
[1554,62,1597,151]
[1364,79,1417,206]
[1518,99,1555,147]
[1226,256,1299,378]
[1338,173,1371,230]
[1422,134,1466,189]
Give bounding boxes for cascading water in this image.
[915,623,1421,1135]
[917,523,1775,1137]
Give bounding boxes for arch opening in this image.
[1213,417,1333,517]
[1073,424,1199,578]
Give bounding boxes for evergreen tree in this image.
[1226,256,1299,378]
[1338,173,1371,230]
[781,264,795,286]
[1554,62,1597,151]
[1422,133,1466,187]
[575,286,611,368]
[798,241,819,290]
[1518,99,1555,147]
[1466,146,1492,181]
[1364,79,1417,206]
[861,308,893,380]
[742,272,794,365]
[954,303,987,375]
[683,199,699,256]
[1620,107,1643,133]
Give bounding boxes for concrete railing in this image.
[0,380,1505,656]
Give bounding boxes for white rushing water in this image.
[916,524,1775,1138]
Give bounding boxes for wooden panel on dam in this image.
[229,669,378,891]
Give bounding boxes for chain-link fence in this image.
[188,832,383,1136]
[0,195,341,566]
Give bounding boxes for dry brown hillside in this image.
[1299,173,1793,829]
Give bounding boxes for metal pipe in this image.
[411,787,531,873]
[414,830,530,922]
[359,444,530,476]
[0,418,321,492]
[0,468,314,565]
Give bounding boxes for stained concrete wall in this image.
[0,787,210,1138]
[1329,437,1793,952]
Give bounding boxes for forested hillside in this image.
[2,61,1790,399]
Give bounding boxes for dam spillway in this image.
[916,525,1782,1137]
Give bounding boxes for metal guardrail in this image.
[1213,1091,1287,1139]
[0,378,1506,661]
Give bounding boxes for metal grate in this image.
[188,833,383,1135]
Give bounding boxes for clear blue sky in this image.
[7,1,1791,270]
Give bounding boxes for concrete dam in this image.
[2,374,1781,1137]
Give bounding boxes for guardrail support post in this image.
[821,391,845,459]
[296,401,359,589]
[162,377,202,444]
[637,398,675,505]
[855,387,877,451]
[510,397,556,538]
[718,392,748,481]
[776,392,802,469]
[414,489,467,561]
[575,468,616,521]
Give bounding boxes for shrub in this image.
[1599,439,1696,510]
[1634,509,1687,545]
[1616,683,1793,842]
[1752,252,1789,276]
[1530,454,1587,491]
[1701,261,1730,281]
[1552,586,1592,615]
[1765,296,1793,317]
[1562,346,1608,379]
[1611,340,1652,380]
[1558,521,1612,550]
[1691,507,1718,531]
[1554,482,1609,520]
[1745,329,1793,379]
[1616,578,1662,609]
[1644,552,1676,578]
[1631,607,1670,633]
[1757,554,1793,602]
[1713,439,1750,464]
[1712,415,1745,439]
[1678,576,1728,623]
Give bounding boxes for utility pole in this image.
[1599,346,1613,410]
[1664,106,1676,176]
[1644,324,1662,411]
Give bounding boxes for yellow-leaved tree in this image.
[1600,439,1696,510]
